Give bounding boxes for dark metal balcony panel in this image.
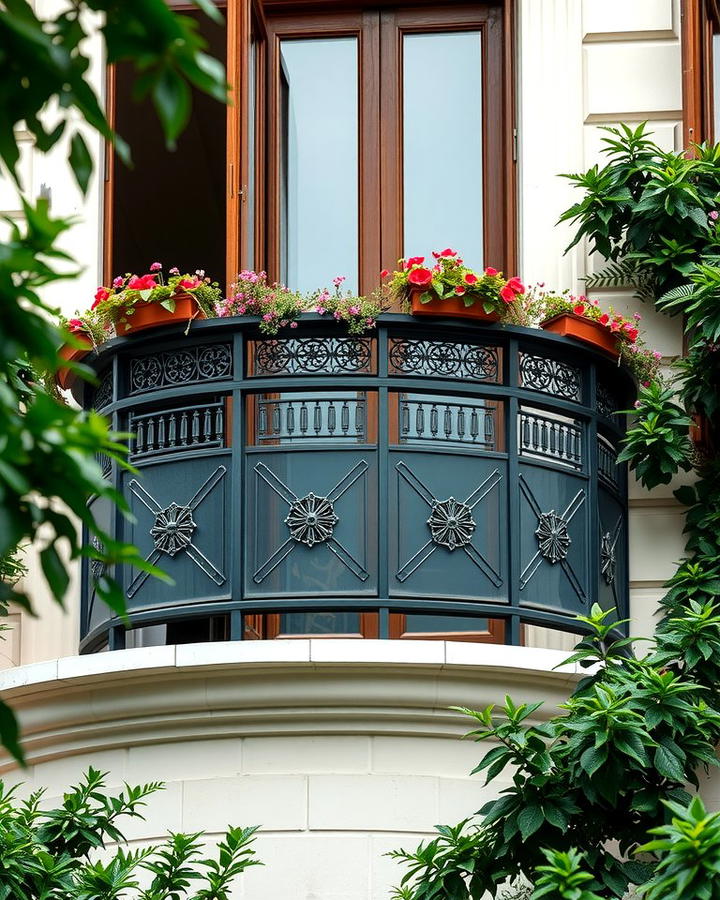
[249,336,375,376]
[129,400,227,460]
[389,452,507,600]
[598,485,628,616]
[596,379,622,421]
[93,369,113,410]
[519,407,583,470]
[518,466,589,615]
[82,496,115,636]
[121,455,231,609]
[129,342,233,394]
[245,450,377,596]
[518,351,582,402]
[388,336,500,382]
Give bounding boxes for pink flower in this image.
[92,286,111,309]
[455,286,466,295]
[711,211,719,220]
[634,400,642,409]
[633,312,642,321]
[333,275,346,287]
[290,321,298,328]
[112,276,124,288]
[500,286,515,303]
[333,310,342,319]
[406,256,425,268]
[438,248,457,257]
[150,261,162,271]
[316,306,327,315]
[507,277,526,294]
[642,380,651,387]
[177,276,202,290]
[380,269,390,278]
[653,350,662,360]
[67,318,86,333]
[464,273,478,285]
[407,267,433,287]
[348,305,360,315]
[598,313,610,326]
[366,318,375,327]
[624,325,639,342]
[262,313,274,322]
[169,267,180,275]
[610,320,621,332]
[127,274,157,291]
[484,267,499,277]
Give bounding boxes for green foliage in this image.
[616,381,693,488]
[637,796,720,899]
[392,605,720,899]
[0,0,228,763]
[0,767,261,899]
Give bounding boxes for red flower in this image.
[464,273,478,285]
[177,276,202,290]
[598,313,610,326]
[573,303,585,316]
[507,277,526,294]
[484,267,499,277]
[407,267,433,287]
[500,285,515,303]
[406,256,425,268]
[625,326,639,342]
[127,274,157,291]
[68,318,86,333]
[380,269,390,278]
[610,320,621,332]
[455,286,466,295]
[439,248,457,257]
[91,287,110,309]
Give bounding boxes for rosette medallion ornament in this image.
[285,493,339,547]
[151,503,196,556]
[427,498,476,550]
[535,510,571,563]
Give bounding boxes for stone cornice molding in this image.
[0,641,581,771]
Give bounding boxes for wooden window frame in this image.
[103,0,515,292]
[682,0,720,145]
[389,614,504,643]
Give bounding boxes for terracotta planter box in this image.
[57,335,93,390]
[410,288,500,322]
[118,292,206,335]
[541,313,619,359]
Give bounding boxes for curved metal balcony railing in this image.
[75,314,634,652]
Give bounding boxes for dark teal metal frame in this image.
[76,314,633,652]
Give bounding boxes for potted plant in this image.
[384,249,525,321]
[539,292,641,359]
[216,271,385,336]
[93,263,222,335]
[56,312,106,390]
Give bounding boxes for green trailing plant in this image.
[0,767,261,899]
[0,0,228,762]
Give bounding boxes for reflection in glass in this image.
[403,32,483,268]
[404,614,488,633]
[280,38,359,292]
[280,612,361,635]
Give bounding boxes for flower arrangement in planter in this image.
[515,286,662,385]
[385,248,525,321]
[92,263,222,335]
[56,310,109,389]
[215,271,385,336]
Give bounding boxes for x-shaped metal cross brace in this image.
[519,473,586,601]
[127,465,227,598]
[601,514,623,597]
[252,460,369,583]
[395,462,503,586]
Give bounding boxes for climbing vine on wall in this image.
[392,125,720,899]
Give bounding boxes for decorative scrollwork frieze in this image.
[93,371,113,410]
[389,338,499,381]
[130,343,232,393]
[427,498,476,550]
[596,382,618,419]
[519,353,581,401]
[252,337,373,376]
[535,510,572,563]
[285,493,339,546]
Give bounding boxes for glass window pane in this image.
[404,614,488,633]
[280,612,361,635]
[403,32,483,268]
[280,38,359,293]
